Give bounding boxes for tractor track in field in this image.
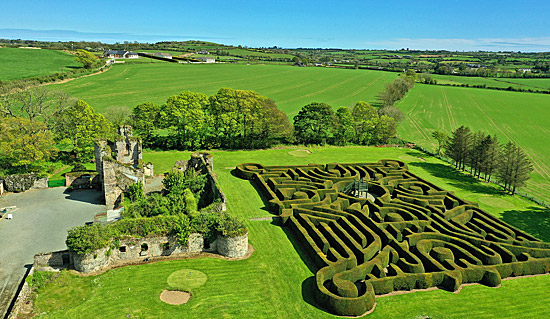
[464,91,550,180]
[441,88,457,131]
[405,100,431,141]
[276,73,366,105]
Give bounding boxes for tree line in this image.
[434,126,534,195]
[131,87,403,150]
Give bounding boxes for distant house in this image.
[152,52,172,59]
[519,68,532,73]
[196,56,215,63]
[196,50,210,55]
[104,50,138,59]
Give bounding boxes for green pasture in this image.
[431,74,550,90]
[33,146,550,318]
[50,63,398,117]
[396,84,550,203]
[0,47,81,81]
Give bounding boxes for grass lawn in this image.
[50,63,397,117]
[33,146,550,318]
[0,47,82,81]
[397,84,550,204]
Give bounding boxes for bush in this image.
[216,212,247,237]
[126,181,145,202]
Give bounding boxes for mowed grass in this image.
[50,63,397,117]
[33,146,550,318]
[397,84,550,203]
[0,47,81,81]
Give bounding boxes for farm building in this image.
[103,50,138,59]
[152,52,172,59]
[196,56,215,63]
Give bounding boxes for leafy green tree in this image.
[431,130,449,157]
[53,100,113,160]
[333,107,355,145]
[0,80,75,125]
[374,115,397,144]
[162,91,210,149]
[74,49,99,69]
[293,102,335,145]
[130,102,161,142]
[208,88,289,149]
[0,117,57,170]
[351,101,378,145]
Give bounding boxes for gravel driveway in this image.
[0,188,105,318]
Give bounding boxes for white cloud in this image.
[361,37,550,52]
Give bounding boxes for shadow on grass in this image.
[408,161,506,196]
[230,169,272,214]
[501,207,550,242]
[280,227,326,312]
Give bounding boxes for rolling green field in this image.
[397,84,550,203]
[32,146,550,318]
[50,63,398,117]
[0,47,81,81]
[431,74,550,91]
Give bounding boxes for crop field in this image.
[50,63,398,116]
[0,47,81,81]
[431,74,550,91]
[396,84,550,203]
[32,147,550,318]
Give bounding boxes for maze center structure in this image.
[236,160,550,316]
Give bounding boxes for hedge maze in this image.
[235,160,550,316]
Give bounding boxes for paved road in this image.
[0,188,105,318]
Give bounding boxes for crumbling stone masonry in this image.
[94,126,154,209]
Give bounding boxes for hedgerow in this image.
[237,159,550,316]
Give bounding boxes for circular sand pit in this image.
[167,269,207,291]
[160,290,190,305]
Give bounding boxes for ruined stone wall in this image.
[3,173,48,192]
[65,172,100,189]
[72,234,206,273]
[216,234,248,258]
[0,180,4,195]
[34,250,72,268]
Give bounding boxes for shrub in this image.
[126,181,145,202]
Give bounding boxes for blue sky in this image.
[1,0,549,51]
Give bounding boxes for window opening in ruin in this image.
[141,243,149,251]
[62,253,70,265]
[162,242,170,250]
[119,246,127,252]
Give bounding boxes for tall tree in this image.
[333,107,355,145]
[479,135,499,182]
[0,80,75,125]
[468,131,486,177]
[432,130,449,157]
[130,102,161,143]
[293,102,335,145]
[497,142,533,194]
[53,100,114,160]
[445,126,472,170]
[351,101,378,145]
[0,117,57,170]
[162,91,209,149]
[374,115,397,144]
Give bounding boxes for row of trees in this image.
[0,80,113,173]
[131,88,400,150]
[435,126,533,194]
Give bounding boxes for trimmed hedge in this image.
[236,159,550,316]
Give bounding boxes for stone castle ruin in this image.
[94,126,153,209]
